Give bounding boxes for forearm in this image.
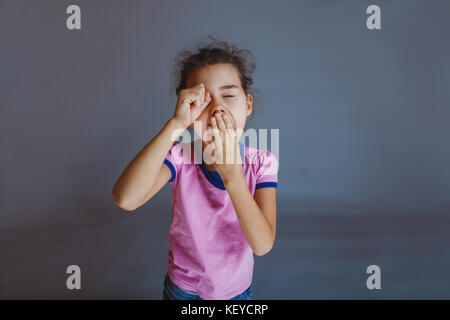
[223,171,274,256]
[113,117,186,209]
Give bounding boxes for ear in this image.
[246,93,253,117]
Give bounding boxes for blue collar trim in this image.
[198,142,245,190]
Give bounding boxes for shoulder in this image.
[245,145,279,175]
[167,140,194,164]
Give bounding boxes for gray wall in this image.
[1,0,449,299]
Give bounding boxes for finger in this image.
[222,114,235,130]
[214,143,223,165]
[217,114,234,146]
[190,83,204,106]
[211,115,223,141]
[222,116,233,142]
[210,117,224,163]
[188,95,201,109]
[222,128,233,165]
[222,115,240,147]
[197,85,205,106]
[210,117,222,142]
[215,113,227,133]
[222,116,239,164]
[191,90,210,121]
[199,90,211,110]
[221,115,235,146]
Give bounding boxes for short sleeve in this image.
[255,149,279,189]
[163,141,183,184]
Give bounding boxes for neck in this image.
[200,140,216,171]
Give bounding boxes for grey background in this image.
[1,0,449,299]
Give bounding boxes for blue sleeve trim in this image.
[163,159,176,182]
[255,182,278,189]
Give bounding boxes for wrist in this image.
[165,117,188,142]
[168,117,188,130]
[222,167,245,186]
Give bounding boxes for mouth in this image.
[207,114,235,128]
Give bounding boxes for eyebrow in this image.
[219,84,240,90]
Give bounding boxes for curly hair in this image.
[170,35,261,120]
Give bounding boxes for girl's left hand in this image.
[209,113,243,182]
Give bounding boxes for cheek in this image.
[231,110,247,129]
[230,99,248,127]
[235,118,246,132]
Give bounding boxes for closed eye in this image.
[223,95,235,98]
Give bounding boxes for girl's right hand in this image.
[172,83,211,128]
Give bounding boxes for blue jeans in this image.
[162,273,252,300]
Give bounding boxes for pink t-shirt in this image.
[163,140,278,300]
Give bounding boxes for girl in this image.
[112,37,278,300]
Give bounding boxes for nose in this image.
[210,105,226,117]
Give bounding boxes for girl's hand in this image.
[209,113,243,183]
[172,83,211,129]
